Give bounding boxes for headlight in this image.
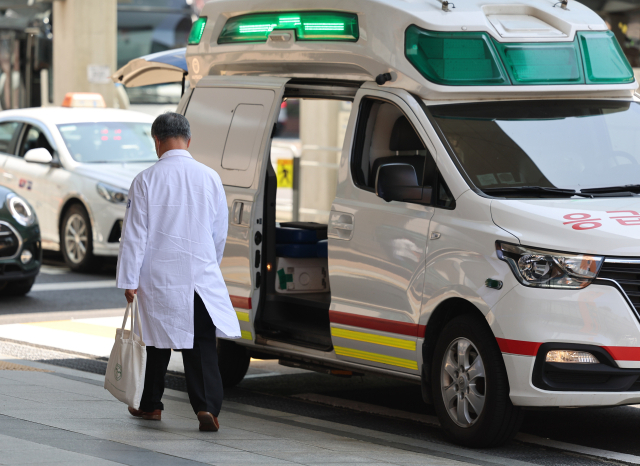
[97,182,128,204]
[6,193,36,226]
[496,242,603,289]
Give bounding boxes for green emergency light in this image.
[405,25,634,86]
[218,11,359,44]
[188,17,207,45]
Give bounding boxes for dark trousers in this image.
[139,292,224,417]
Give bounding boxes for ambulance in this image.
[114,0,640,447]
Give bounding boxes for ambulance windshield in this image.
[57,122,156,164]
[429,100,640,195]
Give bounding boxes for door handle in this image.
[329,211,355,241]
[232,201,244,225]
[2,172,13,179]
[231,201,252,227]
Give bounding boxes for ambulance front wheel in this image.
[217,339,250,388]
[431,314,523,448]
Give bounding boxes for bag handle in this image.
[121,302,131,330]
[131,295,143,342]
[120,295,143,342]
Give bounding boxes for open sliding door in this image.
[184,76,289,343]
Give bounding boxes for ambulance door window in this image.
[222,104,265,171]
[186,87,276,188]
[351,98,436,196]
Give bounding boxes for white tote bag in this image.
[104,296,147,409]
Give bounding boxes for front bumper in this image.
[90,201,124,257]
[490,283,640,407]
[0,224,41,282]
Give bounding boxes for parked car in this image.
[0,105,155,271]
[0,186,40,295]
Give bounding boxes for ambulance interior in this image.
[255,88,437,350]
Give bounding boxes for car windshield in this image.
[57,122,156,163]
[429,100,640,194]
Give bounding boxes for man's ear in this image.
[186,138,191,149]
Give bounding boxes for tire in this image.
[0,277,36,296]
[217,339,250,388]
[60,204,97,272]
[431,314,523,448]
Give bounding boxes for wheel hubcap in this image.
[441,337,486,428]
[64,214,88,264]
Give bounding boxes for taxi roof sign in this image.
[62,92,106,108]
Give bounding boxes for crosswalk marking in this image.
[31,280,117,292]
[26,320,116,339]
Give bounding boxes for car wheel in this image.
[60,204,97,272]
[0,277,36,296]
[217,339,250,388]
[431,314,523,448]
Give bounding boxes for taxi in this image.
[114,0,640,447]
[0,95,155,271]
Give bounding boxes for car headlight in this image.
[97,182,128,204]
[496,241,604,289]
[6,193,36,226]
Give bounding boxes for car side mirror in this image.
[375,163,432,205]
[24,148,53,164]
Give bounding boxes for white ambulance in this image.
[114,0,640,447]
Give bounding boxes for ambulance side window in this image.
[351,98,436,194]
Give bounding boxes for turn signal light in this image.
[546,350,598,364]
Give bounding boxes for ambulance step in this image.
[279,359,363,377]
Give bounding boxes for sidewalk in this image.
[0,354,501,466]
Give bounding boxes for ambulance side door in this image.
[183,76,288,342]
[329,87,438,375]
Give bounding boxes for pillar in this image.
[53,0,117,107]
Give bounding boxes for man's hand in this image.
[125,289,137,303]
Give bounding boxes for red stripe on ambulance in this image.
[329,310,426,338]
[230,296,252,309]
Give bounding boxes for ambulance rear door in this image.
[183,76,289,343]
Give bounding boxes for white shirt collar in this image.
[159,149,193,160]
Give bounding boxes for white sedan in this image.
[0,107,155,271]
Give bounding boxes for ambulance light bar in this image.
[406,26,634,86]
[218,11,359,44]
[188,17,207,45]
[61,92,106,108]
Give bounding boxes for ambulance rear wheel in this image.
[217,339,250,388]
[431,314,523,448]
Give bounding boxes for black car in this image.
[0,186,41,295]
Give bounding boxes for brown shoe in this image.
[128,406,143,417]
[142,409,162,421]
[197,411,219,432]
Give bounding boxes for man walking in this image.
[116,112,240,431]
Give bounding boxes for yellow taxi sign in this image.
[62,92,106,108]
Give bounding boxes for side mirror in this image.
[24,148,53,164]
[375,163,432,204]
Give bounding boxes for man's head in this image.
[151,112,192,157]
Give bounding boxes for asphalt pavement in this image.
[2,253,640,466]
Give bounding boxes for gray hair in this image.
[151,112,191,142]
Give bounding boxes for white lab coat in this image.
[116,149,241,349]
